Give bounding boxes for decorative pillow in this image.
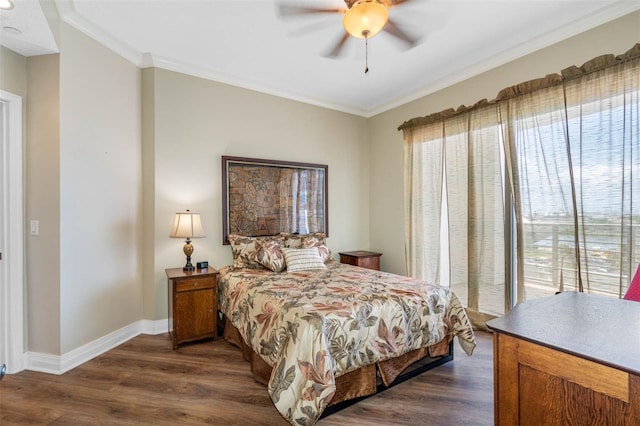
[301,236,332,263]
[255,239,286,272]
[283,233,303,249]
[284,232,326,249]
[282,247,327,272]
[228,234,284,269]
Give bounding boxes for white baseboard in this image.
[26,352,65,375]
[26,319,168,375]
[142,318,169,335]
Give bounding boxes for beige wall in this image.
[0,46,27,97]
[3,8,639,358]
[59,22,143,353]
[26,54,61,355]
[2,24,145,356]
[368,11,640,275]
[145,68,370,319]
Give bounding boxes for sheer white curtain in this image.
[403,107,506,326]
[501,81,575,302]
[502,54,640,300]
[401,45,640,326]
[446,108,505,320]
[563,55,640,295]
[403,124,444,283]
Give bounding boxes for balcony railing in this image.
[522,219,639,300]
[452,219,639,317]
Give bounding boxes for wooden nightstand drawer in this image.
[175,276,215,292]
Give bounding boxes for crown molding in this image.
[55,0,144,67]
[147,53,368,116]
[52,0,371,117]
[56,0,639,119]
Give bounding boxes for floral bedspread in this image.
[218,262,476,425]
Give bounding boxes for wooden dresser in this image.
[166,267,219,349]
[339,250,382,271]
[486,292,640,425]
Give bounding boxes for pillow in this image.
[255,239,286,272]
[284,232,326,249]
[283,233,303,249]
[301,236,332,263]
[282,247,327,272]
[228,234,284,269]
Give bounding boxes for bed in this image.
[219,233,476,425]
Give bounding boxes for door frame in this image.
[0,90,25,374]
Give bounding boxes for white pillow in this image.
[282,247,327,272]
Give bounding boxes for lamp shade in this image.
[169,211,206,239]
[343,0,388,39]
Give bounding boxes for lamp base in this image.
[183,239,195,271]
[183,255,195,271]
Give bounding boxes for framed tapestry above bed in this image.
[221,156,328,244]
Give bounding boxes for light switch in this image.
[30,220,39,236]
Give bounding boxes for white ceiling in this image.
[0,0,57,56]
[2,0,639,116]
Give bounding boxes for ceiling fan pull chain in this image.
[364,32,369,74]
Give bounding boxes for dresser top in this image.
[486,292,640,375]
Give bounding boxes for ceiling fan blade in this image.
[288,19,338,37]
[325,32,351,58]
[383,19,418,47]
[278,4,345,18]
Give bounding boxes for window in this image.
[401,47,640,326]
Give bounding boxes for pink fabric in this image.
[624,263,640,302]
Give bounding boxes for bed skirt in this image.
[222,317,453,408]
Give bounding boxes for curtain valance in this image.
[398,43,640,131]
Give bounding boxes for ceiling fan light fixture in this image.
[0,0,14,10]
[342,0,388,39]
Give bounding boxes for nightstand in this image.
[339,251,383,271]
[166,267,219,349]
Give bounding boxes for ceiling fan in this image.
[278,0,419,67]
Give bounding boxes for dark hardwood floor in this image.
[0,331,493,425]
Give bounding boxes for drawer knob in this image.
[193,282,198,286]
